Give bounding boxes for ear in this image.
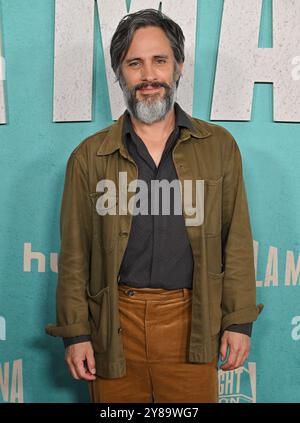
[178,62,184,75]
[176,62,184,79]
[176,63,184,87]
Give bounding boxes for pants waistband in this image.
[118,283,192,301]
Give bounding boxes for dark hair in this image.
[110,8,185,83]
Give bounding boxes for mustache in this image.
[134,81,170,92]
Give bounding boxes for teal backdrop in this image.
[0,0,299,403]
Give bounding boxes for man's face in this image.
[119,26,183,124]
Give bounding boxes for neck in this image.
[129,106,176,141]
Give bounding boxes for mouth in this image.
[138,86,162,94]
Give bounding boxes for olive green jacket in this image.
[45,110,264,378]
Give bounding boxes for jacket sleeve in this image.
[221,138,264,332]
[45,151,92,338]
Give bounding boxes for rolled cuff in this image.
[224,322,253,337]
[63,335,92,348]
[221,303,264,333]
[45,321,91,338]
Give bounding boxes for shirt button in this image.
[118,327,123,334]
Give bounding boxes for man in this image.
[46,9,263,403]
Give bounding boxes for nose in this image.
[140,61,157,82]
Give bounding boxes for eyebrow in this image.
[124,54,169,64]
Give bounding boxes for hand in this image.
[219,330,250,371]
[65,341,97,381]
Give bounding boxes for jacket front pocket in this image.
[204,177,223,237]
[87,285,111,353]
[207,271,224,337]
[89,192,118,253]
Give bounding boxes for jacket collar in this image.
[96,102,211,156]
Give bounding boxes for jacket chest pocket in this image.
[89,192,118,253]
[87,286,111,353]
[203,176,223,237]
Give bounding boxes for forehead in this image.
[124,26,174,60]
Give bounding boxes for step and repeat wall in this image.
[1,0,299,403]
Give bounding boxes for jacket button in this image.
[127,290,135,296]
[119,231,129,237]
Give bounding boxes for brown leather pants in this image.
[88,284,219,403]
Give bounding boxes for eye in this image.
[156,58,167,64]
[129,61,140,67]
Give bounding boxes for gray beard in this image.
[121,80,177,125]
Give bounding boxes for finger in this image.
[83,359,96,380]
[220,348,239,371]
[68,362,80,380]
[234,341,250,369]
[237,350,249,368]
[74,359,96,381]
[219,337,228,362]
[232,349,245,369]
[86,349,96,376]
[65,355,80,380]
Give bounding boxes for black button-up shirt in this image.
[118,102,194,289]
